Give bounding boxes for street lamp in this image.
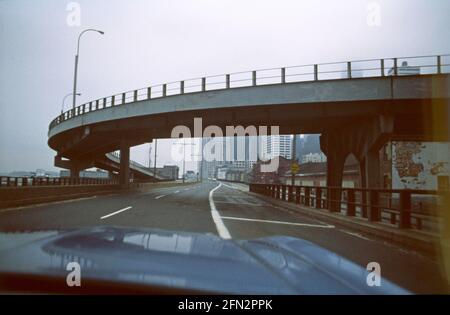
[72,29,104,110]
[175,139,195,183]
[191,154,203,183]
[62,93,81,114]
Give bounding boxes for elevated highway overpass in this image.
[48,55,450,202]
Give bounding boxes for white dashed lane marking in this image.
[100,206,133,220]
[220,215,335,228]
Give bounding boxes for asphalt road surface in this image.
[0,180,447,293]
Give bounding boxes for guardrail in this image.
[49,54,450,131]
[249,183,444,232]
[0,176,118,187]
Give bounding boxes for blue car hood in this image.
[0,226,408,294]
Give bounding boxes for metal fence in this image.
[49,54,450,130]
[249,183,444,233]
[0,176,118,187]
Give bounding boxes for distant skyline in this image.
[1,0,450,173]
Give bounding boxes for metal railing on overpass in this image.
[49,54,450,130]
[0,176,118,187]
[249,183,445,233]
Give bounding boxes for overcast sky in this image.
[1,0,449,173]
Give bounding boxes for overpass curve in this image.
[47,55,450,178]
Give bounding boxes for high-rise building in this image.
[259,135,292,160]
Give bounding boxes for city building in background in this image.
[250,155,360,187]
[301,152,327,163]
[199,136,257,179]
[155,165,179,181]
[295,134,322,162]
[388,61,421,76]
[282,156,360,187]
[259,135,292,160]
[1,169,60,178]
[60,169,110,179]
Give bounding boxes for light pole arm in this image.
[62,92,81,114]
[76,28,102,55]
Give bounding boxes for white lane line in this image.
[184,188,190,191]
[339,229,373,241]
[209,183,232,239]
[221,183,235,189]
[220,182,249,192]
[100,206,133,220]
[220,216,335,228]
[155,194,167,199]
[174,190,180,194]
[214,201,265,206]
[271,205,331,225]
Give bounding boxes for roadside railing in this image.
[249,183,445,233]
[49,54,450,131]
[0,176,118,187]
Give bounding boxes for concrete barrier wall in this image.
[0,181,198,209]
[0,185,121,209]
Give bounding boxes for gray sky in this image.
[1,0,449,173]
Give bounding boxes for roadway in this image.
[0,180,447,293]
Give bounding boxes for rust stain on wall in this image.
[430,162,446,175]
[394,142,424,178]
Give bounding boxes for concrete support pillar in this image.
[326,152,346,212]
[364,149,381,189]
[320,133,348,212]
[362,148,381,221]
[108,171,118,183]
[70,167,80,179]
[321,115,393,214]
[119,142,130,188]
[359,160,368,217]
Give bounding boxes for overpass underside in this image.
[51,98,449,192]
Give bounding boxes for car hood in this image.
[0,226,409,294]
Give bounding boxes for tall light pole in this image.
[183,138,186,183]
[197,138,204,183]
[62,93,81,114]
[175,139,195,183]
[191,152,203,183]
[291,134,297,186]
[72,29,104,110]
[153,139,158,182]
